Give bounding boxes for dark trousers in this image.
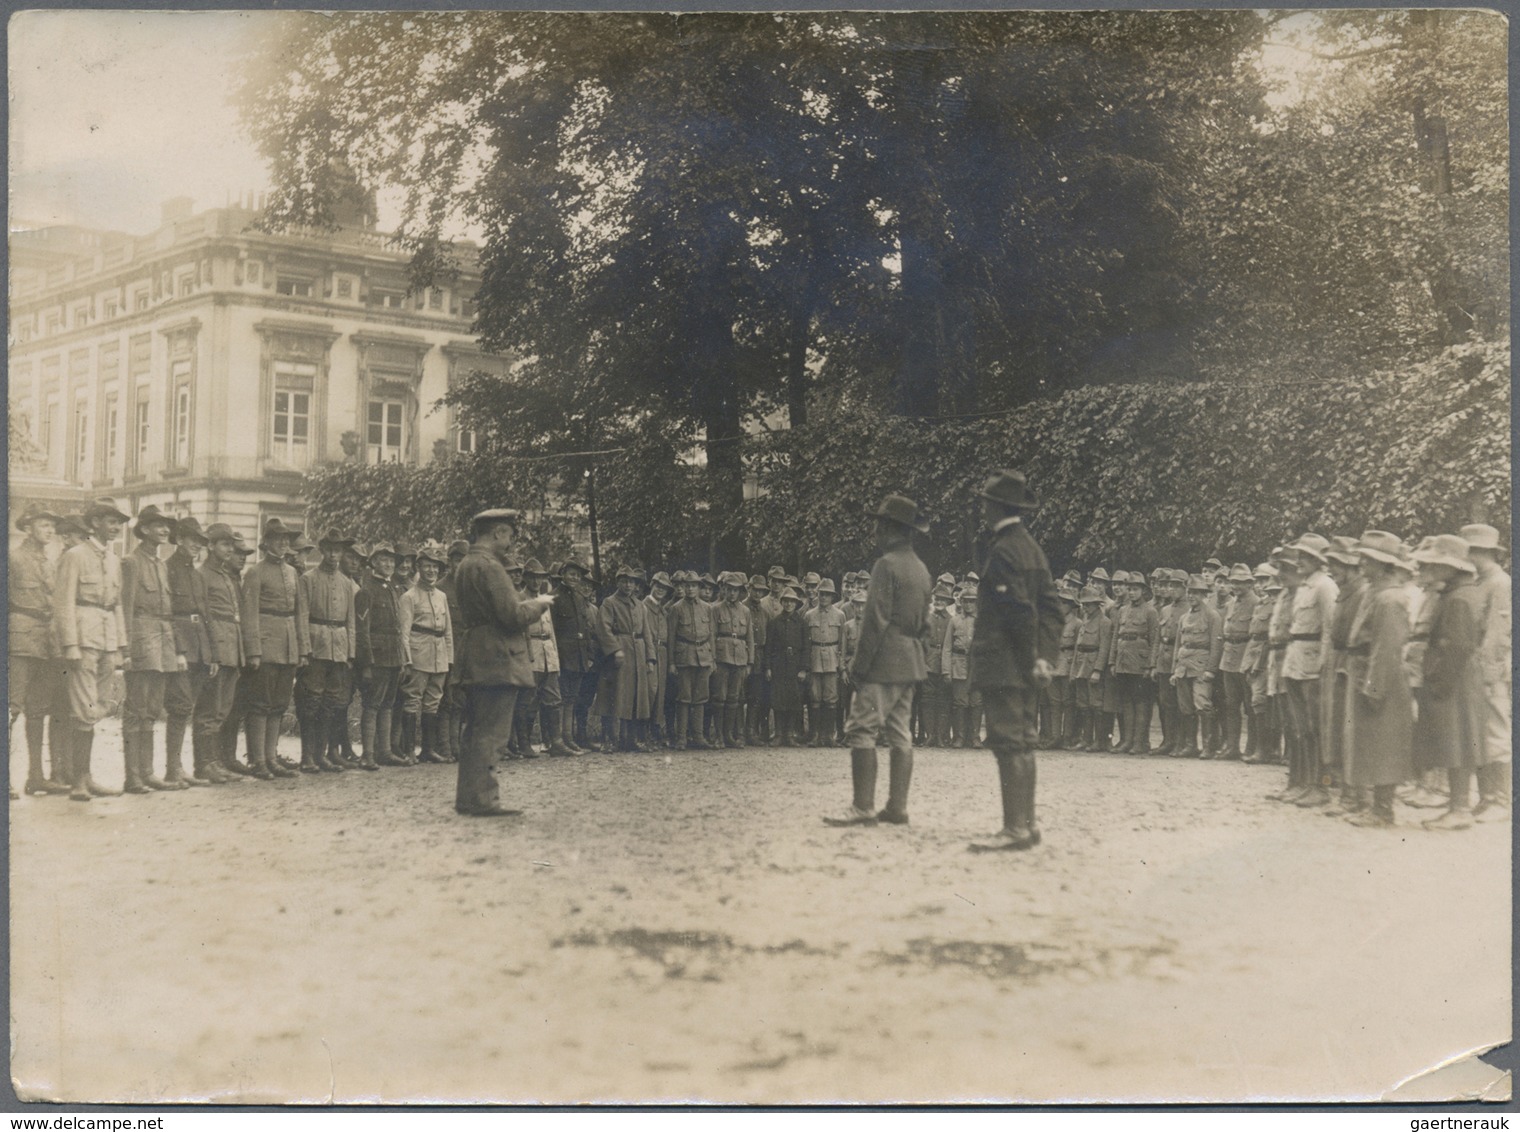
[1220,670,1250,753]
[123,670,169,732]
[458,684,519,814]
[244,662,297,718]
[192,665,240,745]
[1283,677,1321,783]
[982,684,1038,753]
[300,659,352,715]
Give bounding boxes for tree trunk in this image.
[705,395,747,570]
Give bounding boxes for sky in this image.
[9,10,276,235]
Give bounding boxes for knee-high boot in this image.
[850,746,879,814]
[69,730,95,801]
[165,715,205,786]
[399,711,421,764]
[1133,698,1153,755]
[881,746,913,823]
[121,729,149,794]
[138,726,174,790]
[44,718,73,792]
[266,715,296,777]
[298,704,322,772]
[1112,697,1132,753]
[542,707,574,757]
[243,715,272,778]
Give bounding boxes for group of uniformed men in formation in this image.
[8,494,1510,834]
[1038,528,1511,828]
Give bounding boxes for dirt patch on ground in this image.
[9,723,1510,1104]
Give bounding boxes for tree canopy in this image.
[244,10,1508,574]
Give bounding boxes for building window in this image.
[46,312,62,335]
[134,289,150,311]
[74,305,90,326]
[103,395,119,475]
[104,297,118,318]
[134,396,150,472]
[179,274,194,298]
[428,288,443,310]
[173,384,192,466]
[372,289,405,309]
[367,399,405,463]
[276,276,313,298]
[455,425,477,455]
[41,400,56,460]
[247,262,263,285]
[336,276,353,299]
[73,403,89,483]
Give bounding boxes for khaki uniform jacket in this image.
[453,546,538,688]
[166,550,213,666]
[1152,601,1180,676]
[10,538,57,658]
[1072,612,1110,681]
[713,600,755,667]
[926,607,952,677]
[402,583,455,673]
[1219,591,1257,674]
[804,603,847,674]
[851,543,932,685]
[1284,570,1338,681]
[197,559,246,667]
[668,598,715,668]
[1266,587,1294,695]
[941,611,975,682]
[1474,563,1512,688]
[241,555,308,664]
[746,598,770,653]
[54,539,126,655]
[1106,600,1159,676]
[301,567,358,663]
[524,604,558,675]
[1173,604,1223,679]
[121,544,180,672]
[1054,610,1080,678]
[1242,595,1274,674]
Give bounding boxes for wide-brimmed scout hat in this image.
[132,504,175,539]
[259,516,301,546]
[1325,536,1361,567]
[866,493,930,534]
[170,516,208,546]
[318,527,356,549]
[780,587,804,605]
[816,577,837,595]
[978,469,1039,511]
[1355,530,1405,567]
[1186,573,1212,593]
[615,565,639,582]
[417,540,450,567]
[1078,585,1105,605]
[749,574,769,589]
[767,566,787,581]
[369,541,398,561]
[15,503,64,531]
[1459,524,1502,552]
[1110,570,1131,585]
[1288,533,1331,564]
[1253,562,1278,581]
[651,571,674,591]
[1089,566,1110,584]
[84,497,132,524]
[205,523,238,544]
[1413,534,1476,574]
[1227,563,1253,583]
[522,557,548,576]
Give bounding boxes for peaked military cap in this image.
[471,508,521,530]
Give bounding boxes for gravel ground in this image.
[9,720,1510,1105]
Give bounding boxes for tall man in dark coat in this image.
[452,509,553,816]
[966,471,1063,852]
[825,495,934,827]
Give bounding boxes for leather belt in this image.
[1268,642,1288,651]
[717,632,744,639]
[209,613,239,624]
[1224,634,1251,643]
[1290,631,1320,641]
[676,635,708,646]
[1344,644,1370,656]
[76,598,117,610]
[414,625,447,637]
[1409,632,1430,643]
[260,608,295,618]
[1118,633,1145,641]
[1249,632,1269,641]
[1076,644,1099,653]
[310,617,347,627]
[10,606,50,620]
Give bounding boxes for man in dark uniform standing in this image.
[452,508,553,816]
[967,471,1063,852]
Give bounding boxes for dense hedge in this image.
[306,339,1509,579]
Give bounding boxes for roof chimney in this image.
[161,196,194,225]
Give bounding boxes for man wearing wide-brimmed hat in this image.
[711,572,755,749]
[668,567,717,749]
[1460,523,1511,820]
[742,574,772,745]
[550,557,611,754]
[1316,536,1368,805]
[823,494,933,827]
[763,586,808,745]
[296,529,360,773]
[595,565,659,752]
[1104,568,1160,756]
[801,577,847,748]
[1240,563,1279,764]
[53,498,133,801]
[162,515,217,787]
[643,570,677,747]
[1411,534,1489,830]
[188,524,247,786]
[355,542,406,767]
[239,517,309,780]
[1278,533,1340,808]
[1171,574,1223,761]
[119,505,187,794]
[10,503,69,798]
[962,471,1063,852]
[400,540,459,763]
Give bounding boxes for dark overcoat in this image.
[453,546,536,688]
[1344,582,1413,787]
[1413,578,1488,770]
[969,519,1063,690]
